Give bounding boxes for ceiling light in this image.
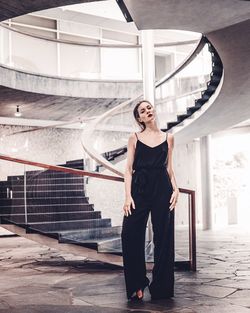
[15,105,22,117]
[80,121,86,128]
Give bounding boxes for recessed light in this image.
[15,105,22,117]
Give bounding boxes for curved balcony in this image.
[0,23,200,99]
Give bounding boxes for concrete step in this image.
[10,183,85,192]
[0,203,94,214]
[7,176,85,186]
[61,235,122,253]
[2,190,86,199]
[25,171,84,179]
[0,196,90,206]
[1,211,101,223]
[26,218,112,232]
[58,226,122,241]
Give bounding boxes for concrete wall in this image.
[0,125,85,180]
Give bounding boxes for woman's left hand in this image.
[169,188,179,211]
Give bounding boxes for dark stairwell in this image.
[0,159,123,255]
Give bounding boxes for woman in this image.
[121,99,179,301]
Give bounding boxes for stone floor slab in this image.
[1,226,250,312]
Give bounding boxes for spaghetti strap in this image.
[135,132,138,139]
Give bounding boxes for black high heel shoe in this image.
[129,281,150,301]
[130,289,144,301]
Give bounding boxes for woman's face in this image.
[137,102,155,123]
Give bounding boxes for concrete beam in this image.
[0,65,142,98]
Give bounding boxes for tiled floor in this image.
[0,226,250,313]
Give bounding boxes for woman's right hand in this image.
[123,195,135,217]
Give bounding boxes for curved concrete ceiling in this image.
[0,65,141,124]
[0,85,127,121]
[123,0,250,34]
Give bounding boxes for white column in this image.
[56,20,61,76]
[200,134,214,230]
[141,30,155,104]
[8,19,12,66]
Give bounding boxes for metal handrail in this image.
[0,153,123,182]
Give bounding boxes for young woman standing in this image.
[121,100,179,301]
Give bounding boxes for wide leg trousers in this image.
[121,170,175,300]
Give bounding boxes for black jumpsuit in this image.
[121,131,175,300]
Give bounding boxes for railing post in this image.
[24,164,27,224]
[189,191,196,271]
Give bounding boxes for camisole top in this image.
[132,132,169,171]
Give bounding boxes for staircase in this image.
[0,159,123,256]
[165,39,223,130]
[96,146,127,172]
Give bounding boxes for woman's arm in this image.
[167,133,179,209]
[123,133,136,216]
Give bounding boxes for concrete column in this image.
[56,20,61,76]
[200,134,214,230]
[141,30,155,104]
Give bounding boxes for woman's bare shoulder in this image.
[167,133,174,148]
[128,132,137,140]
[127,133,137,146]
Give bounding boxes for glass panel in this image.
[60,43,100,78]
[11,29,58,75]
[0,25,143,80]
[0,159,26,225]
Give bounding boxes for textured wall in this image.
[0,125,85,180]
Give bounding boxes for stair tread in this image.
[52,226,122,234]
[27,218,110,225]
[0,211,98,216]
[3,196,88,199]
[11,183,84,187]
[0,203,92,208]
[62,235,120,244]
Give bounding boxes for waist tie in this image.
[132,167,166,194]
